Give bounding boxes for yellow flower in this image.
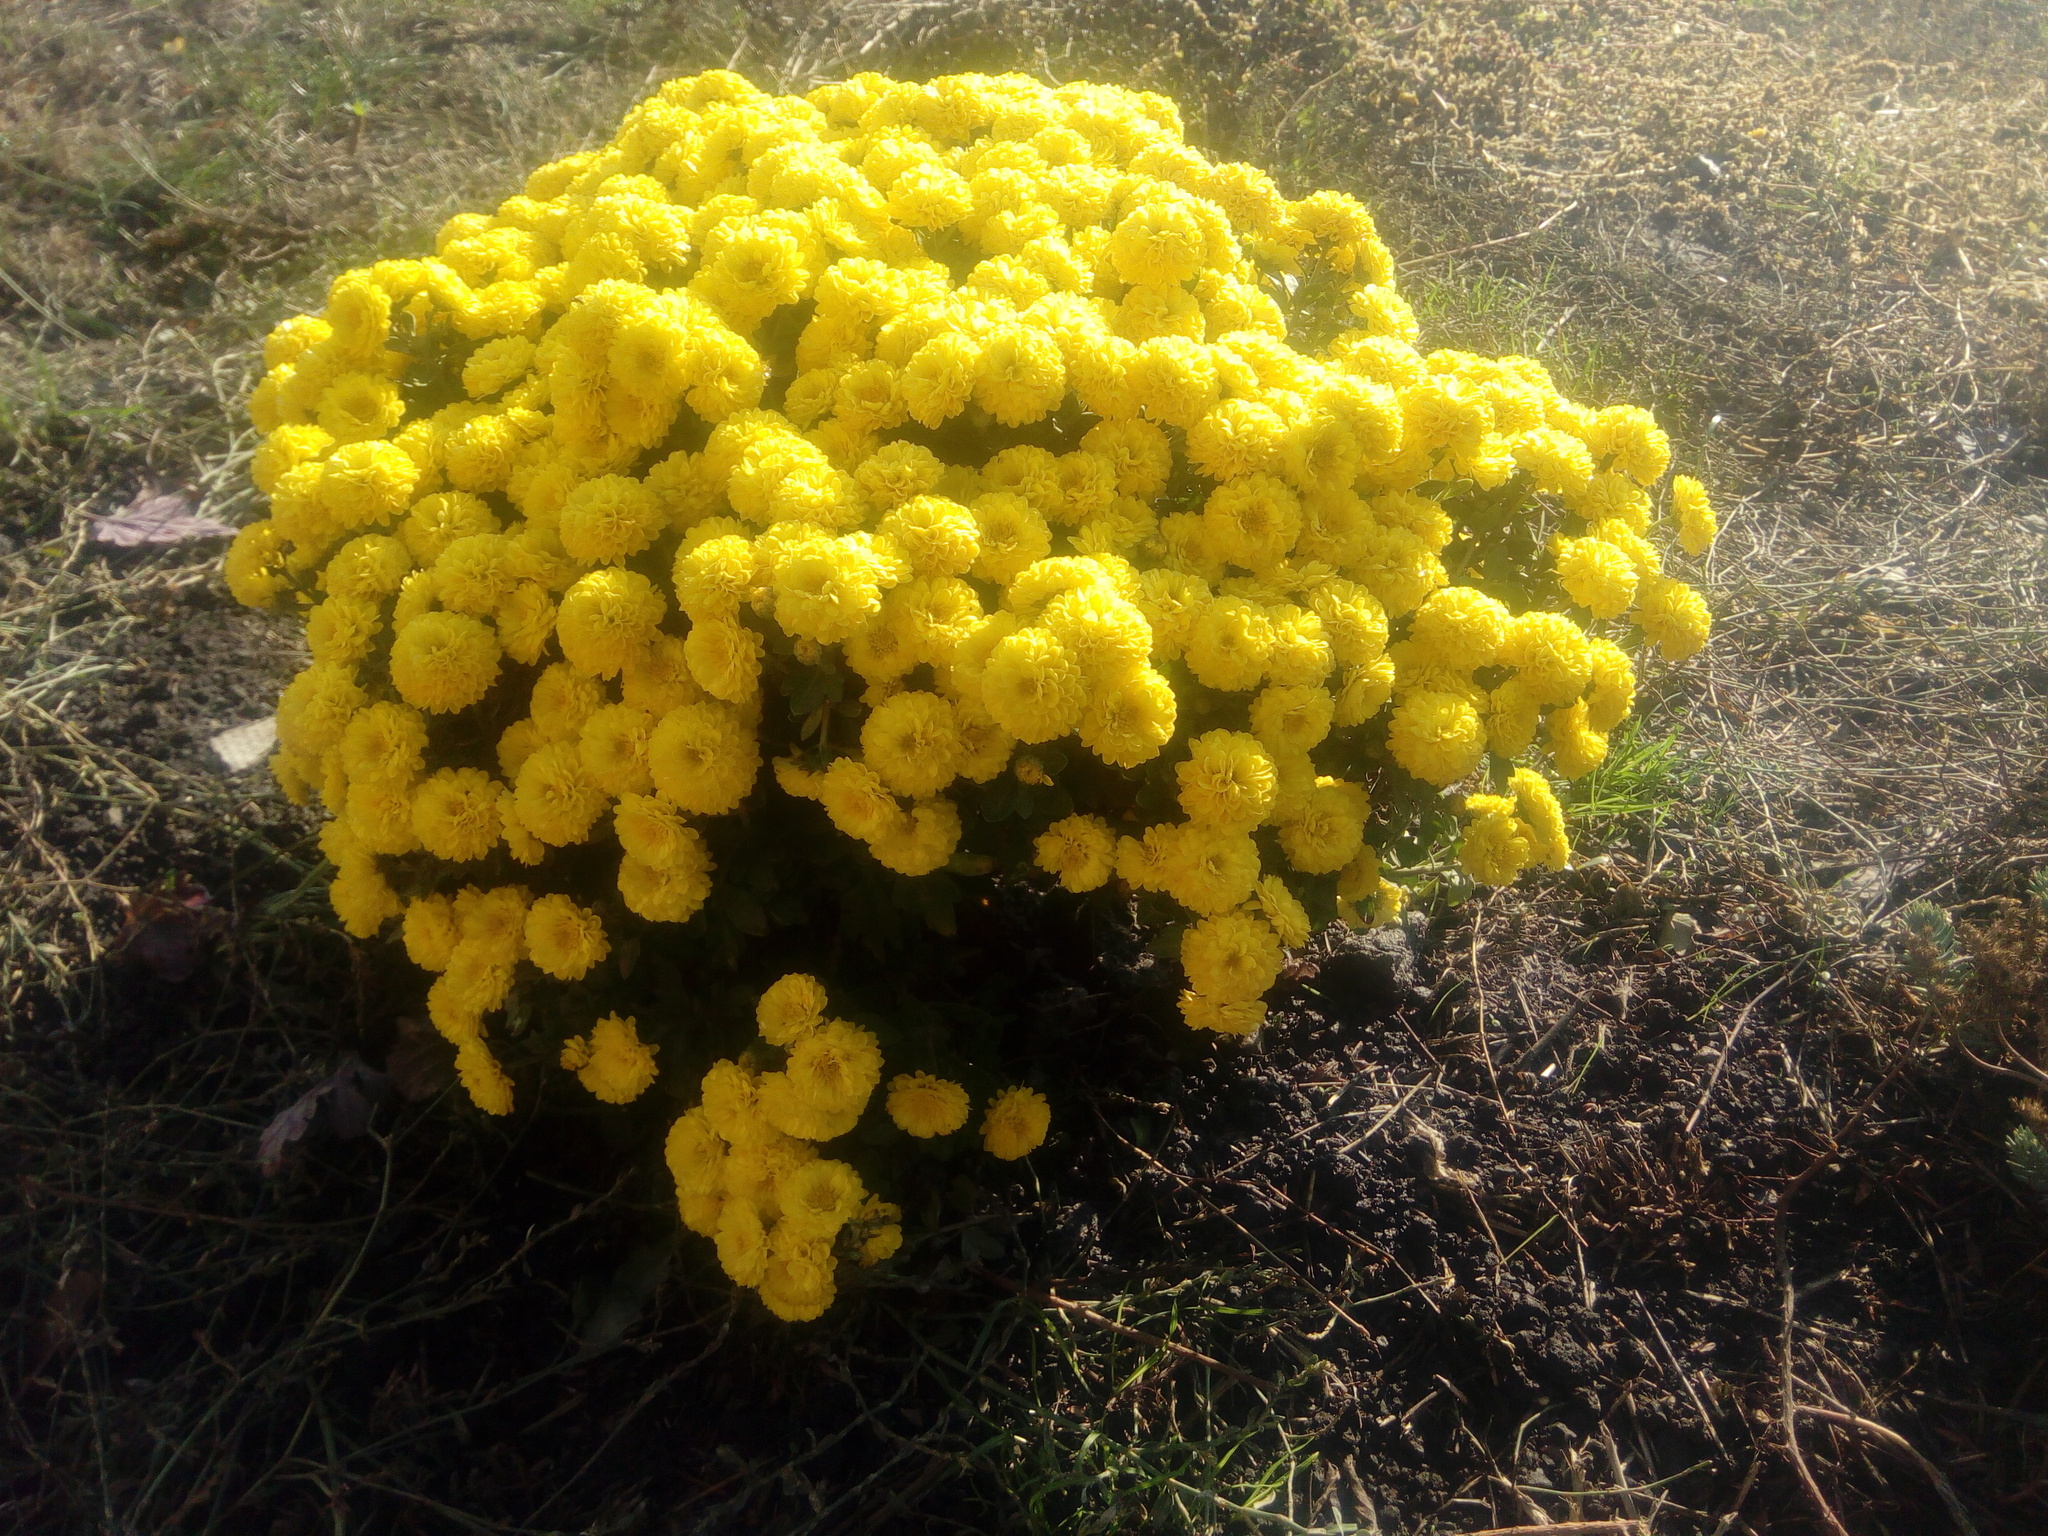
[757,973,829,1046]
[647,702,758,815]
[329,857,402,938]
[1584,638,1636,733]
[454,1040,515,1116]
[886,1072,970,1138]
[861,690,959,798]
[981,1086,1050,1160]
[558,473,665,564]
[1547,699,1609,780]
[1255,875,1312,948]
[389,611,502,714]
[316,373,405,444]
[1182,910,1283,1002]
[514,741,609,845]
[758,1227,837,1321]
[340,701,427,788]
[1635,575,1711,661]
[1500,612,1592,706]
[1184,596,1272,692]
[665,1107,726,1198]
[1079,666,1176,769]
[560,1013,658,1104]
[1510,767,1570,871]
[1459,793,1534,886]
[525,894,610,981]
[411,767,501,861]
[1408,586,1510,672]
[1670,474,1717,557]
[402,894,459,972]
[617,844,713,923]
[557,567,666,679]
[1386,689,1485,787]
[1178,992,1266,1036]
[1159,822,1262,915]
[1278,780,1368,875]
[713,1200,768,1286]
[1553,534,1639,620]
[1250,684,1334,755]
[777,1158,866,1238]
[980,626,1084,744]
[786,1019,884,1117]
[1175,729,1276,829]
[1033,813,1116,892]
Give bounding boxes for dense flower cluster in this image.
[228,69,1713,1313]
[666,972,1045,1320]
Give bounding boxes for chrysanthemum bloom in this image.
[980,627,1084,743]
[557,567,666,678]
[756,973,828,1046]
[1386,689,1486,787]
[665,1107,726,1198]
[402,894,459,972]
[1670,474,1717,557]
[558,474,665,564]
[1182,911,1284,1001]
[340,701,427,788]
[411,767,501,862]
[1255,875,1312,948]
[1184,597,1272,692]
[1547,699,1610,780]
[713,1200,769,1286]
[1459,793,1535,886]
[860,690,958,798]
[454,1040,515,1116]
[389,611,501,714]
[1634,575,1712,661]
[1500,612,1592,706]
[777,1158,866,1239]
[981,1086,1051,1160]
[1176,729,1277,830]
[1584,638,1637,732]
[525,894,610,981]
[1033,814,1116,892]
[1179,992,1266,1036]
[647,702,758,815]
[886,1072,970,1138]
[514,742,608,846]
[758,1228,838,1322]
[560,1013,658,1104]
[786,1019,884,1117]
[1553,534,1639,619]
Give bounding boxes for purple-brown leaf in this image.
[89,488,234,547]
[258,1059,390,1176]
[113,881,228,983]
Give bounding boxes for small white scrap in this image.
[210,716,277,772]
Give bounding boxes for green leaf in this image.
[2007,1125,2048,1196]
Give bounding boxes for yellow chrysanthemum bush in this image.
[228,69,1714,1321]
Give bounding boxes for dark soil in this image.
[9,854,2047,1534]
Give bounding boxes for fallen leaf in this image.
[208,716,277,772]
[113,878,228,983]
[258,1059,390,1176]
[26,1264,102,1380]
[385,1016,456,1102]
[89,487,234,547]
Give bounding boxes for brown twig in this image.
[1793,1406,1981,1536]
[1686,973,1794,1134]
[1462,1522,1646,1535]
